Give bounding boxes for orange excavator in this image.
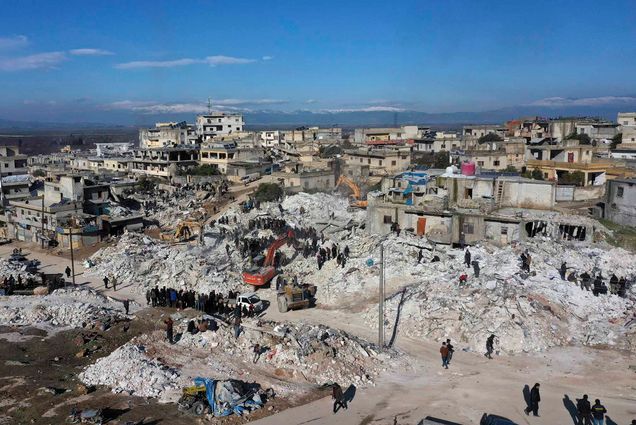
[335,175,368,208]
[242,229,295,286]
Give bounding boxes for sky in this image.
[0,0,635,124]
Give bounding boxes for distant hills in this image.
[1,103,635,131]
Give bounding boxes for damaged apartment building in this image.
[367,170,600,245]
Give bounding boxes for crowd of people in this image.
[560,261,630,298]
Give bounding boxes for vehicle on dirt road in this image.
[277,283,317,313]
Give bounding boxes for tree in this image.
[566,132,592,145]
[433,151,450,169]
[32,169,46,177]
[531,168,544,180]
[559,171,585,186]
[611,132,622,149]
[478,133,503,144]
[503,165,518,173]
[254,182,283,202]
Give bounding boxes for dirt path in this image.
[254,289,636,425]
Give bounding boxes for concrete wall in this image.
[500,180,554,209]
[605,180,636,227]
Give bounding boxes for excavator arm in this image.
[336,175,362,200]
[264,229,295,266]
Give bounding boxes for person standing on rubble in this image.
[560,262,567,280]
[332,383,347,413]
[524,383,541,417]
[253,343,261,363]
[164,317,174,344]
[464,249,471,268]
[440,341,450,369]
[485,334,495,359]
[123,299,130,315]
[234,314,242,339]
[472,260,480,278]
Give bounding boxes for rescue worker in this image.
[609,274,619,295]
[580,271,591,291]
[591,399,607,425]
[524,383,541,417]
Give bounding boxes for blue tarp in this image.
[192,377,263,417]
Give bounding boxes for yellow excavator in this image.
[335,175,368,208]
[159,220,202,242]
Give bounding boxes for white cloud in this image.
[0,51,66,71]
[205,55,255,66]
[114,58,199,69]
[69,48,114,56]
[0,35,29,50]
[305,99,318,104]
[262,55,273,61]
[115,55,256,69]
[322,106,406,113]
[104,98,285,114]
[528,96,636,107]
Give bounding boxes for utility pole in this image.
[378,244,385,349]
[40,196,45,249]
[69,225,76,286]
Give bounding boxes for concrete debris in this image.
[79,343,182,399]
[0,287,128,330]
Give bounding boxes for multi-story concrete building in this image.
[0,175,32,206]
[130,147,199,178]
[200,142,264,174]
[575,122,619,141]
[139,121,198,148]
[259,130,282,147]
[618,112,636,145]
[604,178,636,227]
[0,146,28,176]
[463,125,507,140]
[344,147,412,175]
[354,126,426,144]
[196,113,244,141]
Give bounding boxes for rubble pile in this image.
[86,232,240,295]
[176,319,398,387]
[0,257,38,279]
[0,287,127,329]
[363,238,636,354]
[79,342,183,399]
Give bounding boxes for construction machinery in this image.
[335,175,368,208]
[277,283,317,313]
[159,220,202,242]
[242,229,294,286]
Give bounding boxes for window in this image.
[383,215,393,224]
[617,187,624,198]
[493,160,500,166]
[391,161,396,166]
[379,160,383,166]
[463,223,474,234]
[464,188,473,199]
[477,161,484,166]
[501,227,508,235]
[544,172,548,178]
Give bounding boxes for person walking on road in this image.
[103,276,109,289]
[485,334,495,359]
[591,399,607,425]
[440,342,450,369]
[332,383,347,413]
[65,266,71,279]
[446,338,455,364]
[577,394,592,425]
[122,299,130,315]
[524,383,541,417]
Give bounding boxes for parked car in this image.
[235,292,265,313]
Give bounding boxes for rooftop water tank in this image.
[461,161,476,176]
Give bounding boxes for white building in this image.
[259,130,282,147]
[618,112,636,144]
[139,121,198,149]
[0,146,28,177]
[196,113,244,141]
